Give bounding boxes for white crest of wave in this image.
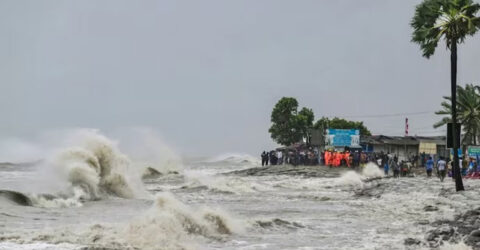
[126,192,244,249]
[335,163,383,188]
[184,170,272,194]
[35,129,149,204]
[362,162,384,178]
[336,171,365,188]
[207,153,260,165]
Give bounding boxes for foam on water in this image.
[47,131,147,201]
[124,192,244,250]
[362,162,384,178]
[207,153,260,165]
[182,170,273,194]
[0,130,151,208]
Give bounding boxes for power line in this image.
[325,111,434,119]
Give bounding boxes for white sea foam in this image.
[335,163,384,188]
[183,170,273,194]
[207,153,260,165]
[48,130,147,201]
[362,162,384,178]
[128,192,244,248]
[335,171,365,188]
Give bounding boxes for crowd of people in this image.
[261,148,411,172]
[260,148,480,180]
[423,155,480,180]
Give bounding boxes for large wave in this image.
[127,192,244,249]
[3,192,245,250]
[50,131,146,200]
[0,130,149,207]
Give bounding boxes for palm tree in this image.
[411,0,480,191]
[434,84,480,146]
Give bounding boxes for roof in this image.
[361,135,446,146]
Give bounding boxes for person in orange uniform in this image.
[344,151,351,167]
[324,151,330,166]
[334,152,341,167]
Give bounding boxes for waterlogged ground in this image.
[1,156,480,250]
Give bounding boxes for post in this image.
[451,41,464,191]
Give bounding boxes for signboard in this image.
[418,142,437,155]
[325,129,360,147]
[309,129,324,146]
[450,148,463,158]
[468,146,480,157]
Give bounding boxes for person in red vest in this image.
[344,151,351,167]
[324,151,330,166]
[333,152,341,167]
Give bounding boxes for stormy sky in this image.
[1,0,479,157]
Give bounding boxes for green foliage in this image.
[411,0,480,58]
[268,97,314,146]
[313,117,372,136]
[434,84,480,145]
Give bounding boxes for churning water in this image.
[1,131,479,249]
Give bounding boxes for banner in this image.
[418,142,437,155]
[468,146,480,157]
[325,129,360,147]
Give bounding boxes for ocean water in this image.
[1,131,479,250]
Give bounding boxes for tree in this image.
[313,117,372,136]
[434,84,480,145]
[411,0,480,191]
[298,107,315,144]
[269,97,314,146]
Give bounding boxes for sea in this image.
[0,130,478,250]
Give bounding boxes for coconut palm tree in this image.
[434,84,480,145]
[411,0,480,191]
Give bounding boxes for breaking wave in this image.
[0,130,151,207]
[48,131,147,201]
[335,163,384,189]
[128,192,244,244]
[7,192,245,250]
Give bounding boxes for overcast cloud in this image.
[1,0,479,157]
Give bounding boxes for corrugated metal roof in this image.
[360,135,446,146]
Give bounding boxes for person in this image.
[421,152,426,167]
[437,156,447,182]
[391,157,400,178]
[426,156,434,177]
[270,150,277,165]
[261,151,267,166]
[265,151,270,166]
[325,151,331,167]
[353,151,360,168]
[384,157,389,176]
[461,156,468,176]
[277,151,283,165]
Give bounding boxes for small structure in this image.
[360,135,447,159]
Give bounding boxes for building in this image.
[360,135,447,160]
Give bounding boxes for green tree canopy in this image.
[268,97,314,146]
[434,84,480,145]
[313,117,372,136]
[411,0,480,58]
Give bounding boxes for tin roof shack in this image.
[360,135,447,160]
